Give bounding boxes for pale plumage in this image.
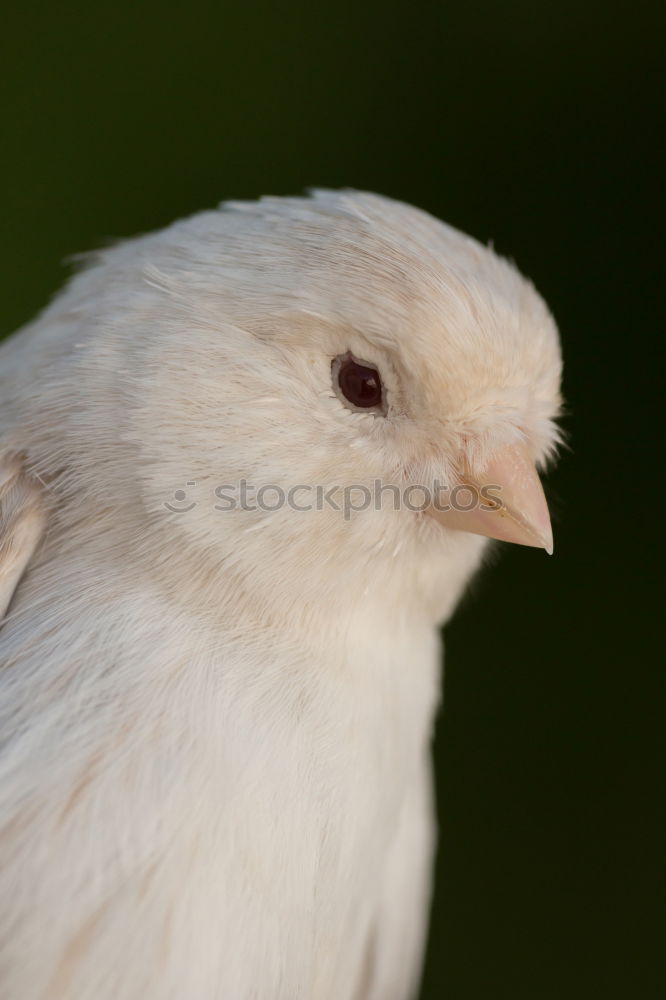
[0,190,562,999]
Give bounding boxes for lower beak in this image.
[426,442,553,553]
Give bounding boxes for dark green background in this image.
[1,2,662,997]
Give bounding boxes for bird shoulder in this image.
[0,451,47,622]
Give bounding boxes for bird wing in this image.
[0,453,47,621]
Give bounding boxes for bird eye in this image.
[332,353,384,413]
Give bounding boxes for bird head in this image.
[2,190,562,626]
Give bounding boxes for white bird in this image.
[0,190,561,1000]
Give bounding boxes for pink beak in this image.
[426,442,553,553]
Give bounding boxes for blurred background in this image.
[1,2,662,997]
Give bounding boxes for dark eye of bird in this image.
[334,354,384,411]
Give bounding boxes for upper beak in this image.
[426,442,553,553]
